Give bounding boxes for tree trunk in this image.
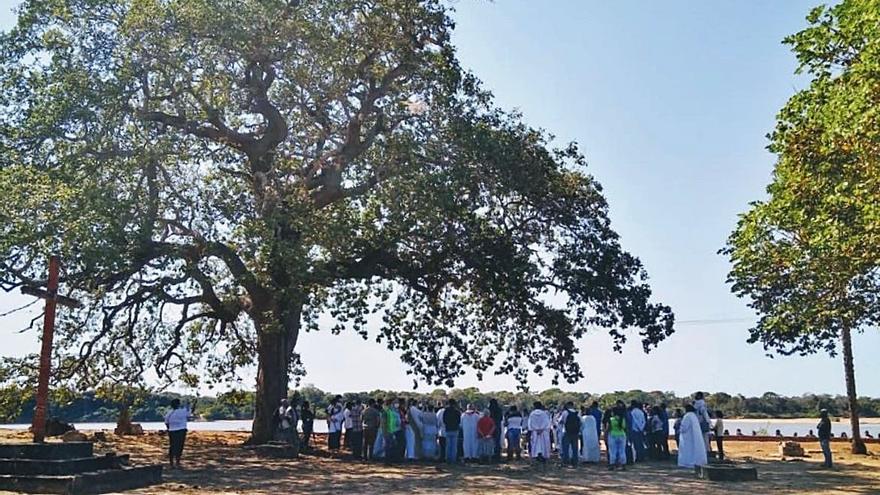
[841,326,867,455]
[248,303,302,445]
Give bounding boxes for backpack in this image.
[564,411,581,436]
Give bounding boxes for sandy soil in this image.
[1,430,878,494]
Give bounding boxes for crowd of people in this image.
[272,391,736,470]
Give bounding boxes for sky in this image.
[0,0,878,398]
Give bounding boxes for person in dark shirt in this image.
[442,400,462,463]
[362,399,382,460]
[488,398,504,461]
[300,401,315,451]
[817,409,833,468]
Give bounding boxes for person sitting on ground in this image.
[865,430,874,439]
[840,432,848,439]
[775,429,783,437]
[735,428,743,436]
[807,429,815,438]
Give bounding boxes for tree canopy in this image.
[723,0,880,453]
[0,0,673,442]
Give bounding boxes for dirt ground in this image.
[2,430,879,494]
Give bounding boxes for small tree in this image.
[724,1,880,454]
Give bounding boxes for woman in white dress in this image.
[420,404,439,459]
[677,404,708,468]
[580,409,600,463]
[405,399,423,460]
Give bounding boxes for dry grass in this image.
[1,429,878,494]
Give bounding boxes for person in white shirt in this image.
[436,403,447,456]
[326,396,345,451]
[504,406,524,460]
[274,398,296,444]
[629,401,647,462]
[164,398,190,469]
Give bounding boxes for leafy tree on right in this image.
[723,0,880,455]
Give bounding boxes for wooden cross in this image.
[21,256,81,443]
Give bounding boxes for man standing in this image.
[488,398,504,461]
[713,410,725,461]
[436,401,447,457]
[560,401,581,467]
[817,409,833,468]
[629,401,646,462]
[657,402,670,459]
[362,399,381,461]
[442,399,462,463]
[300,401,314,451]
[347,398,364,459]
[327,396,345,451]
[527,402,552,463]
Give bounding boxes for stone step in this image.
[0,464,163,494]
[0,443,94,460]
[0,454,129,475]
[695,464,758,482]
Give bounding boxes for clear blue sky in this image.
[1,0,877,397]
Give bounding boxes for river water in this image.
[2,419,878,437]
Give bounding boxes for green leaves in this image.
[0,0,673,395]
[725,0,880,356]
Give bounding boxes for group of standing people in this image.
[269,392,730,471]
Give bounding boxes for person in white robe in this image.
[677,405,708,468]
[461,404,480,461]
[527,402,552,461]
[373,429,385,459]
[420,405,439,459]
[580,411,600,462]
[405,400,423,460]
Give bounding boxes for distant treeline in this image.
[3,386,879,423]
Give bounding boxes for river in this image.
[2,419,879,437]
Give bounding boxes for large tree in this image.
[724,0,880,454]
[0,0,674,443]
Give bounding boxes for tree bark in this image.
[248,303,302,445]
[841,325,867,455]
